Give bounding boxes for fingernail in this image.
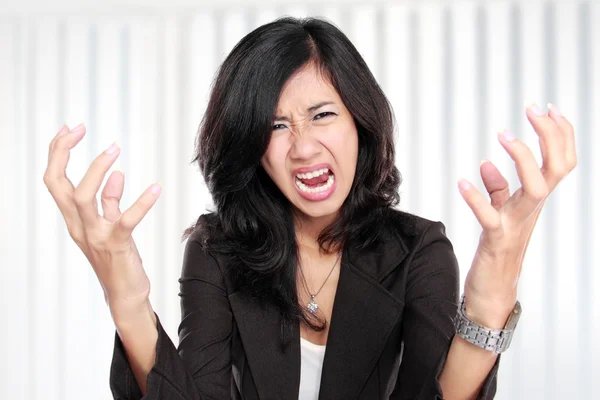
[547,102,561,117]
[499,129,516,142]
[105,140,120,154]
[71,123,86,135]
[57,124,69,136]
[150,182,162,194]
[458,179,471,191]
[480,159,490,167]
[525,102,544,116]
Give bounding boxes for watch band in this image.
[453,294,522,354]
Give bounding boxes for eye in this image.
[313,111,336,120]
[272,123,288,131]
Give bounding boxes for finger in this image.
[480,160,510,210]
[547,103,577,171]
[457,178,503,239]
[47,123,87,173]
[49,123,84,159]
[524,102,567,189]
[44,124,88,227]
[497,130,548,218]
[101,169,125,222]
[73,140,121,227]
[47,124,68,159]
[113,183,162,243]
[49,124,69,154]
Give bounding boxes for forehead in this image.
[276,64,340,110]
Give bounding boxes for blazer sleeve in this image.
[393,221,500,400]
[109,233,233,400]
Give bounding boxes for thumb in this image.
[113,182,162,243]
[101,170,125,222]
[480,160,510,210]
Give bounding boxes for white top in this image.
[299,337,327,400]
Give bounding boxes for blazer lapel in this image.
[229,290,300,400]
[317,239,408,399]
[229,230,409,400]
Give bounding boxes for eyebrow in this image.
[273,101,335,121]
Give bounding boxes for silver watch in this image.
[453,294,522,354]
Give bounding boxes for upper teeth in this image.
[296,168,329,180]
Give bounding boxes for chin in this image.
[296,204,340,219]
[291,191,346,221]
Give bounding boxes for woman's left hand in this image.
[458,102,577,329]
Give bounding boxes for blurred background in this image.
[0,0,598,398]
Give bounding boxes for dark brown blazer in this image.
[109,210,499,399]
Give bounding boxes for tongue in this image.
[301,173,329,187]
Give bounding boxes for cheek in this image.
[327,126,358,166]
[343,135,359,177]
[331,128,358,187]
[342,122,359,155]
[261,137,289,182]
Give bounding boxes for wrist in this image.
[464,305,511,329]
[454,294,522,354]
[463,294,516,329]
[110,297,156,328]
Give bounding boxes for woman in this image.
[43,17,577,399]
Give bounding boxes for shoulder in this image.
[372,209,459,297]
[181,212,228,285]
[186,212,222,246]
[347,208,454,281]
[379,208,451,253]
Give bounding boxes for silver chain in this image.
[298,251,341,299]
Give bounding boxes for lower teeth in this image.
[296,175,334,194]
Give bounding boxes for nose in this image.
[288,124,322,161]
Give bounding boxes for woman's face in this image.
[260,64,359,221]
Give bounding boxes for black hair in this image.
[182,16,401,347]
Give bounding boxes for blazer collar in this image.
[228,233,409,399]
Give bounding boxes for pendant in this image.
[307,296,319,314]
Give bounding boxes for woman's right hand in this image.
[43,123,162,320]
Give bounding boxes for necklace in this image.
[298,251,342,315]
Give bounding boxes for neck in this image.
[293,209,340,256]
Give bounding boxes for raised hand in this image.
[457,103,577,328]
[43,123,162,319]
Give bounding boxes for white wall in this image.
[1,0,598,398]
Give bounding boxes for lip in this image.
[294,178,337,202]
[291,162,333,176]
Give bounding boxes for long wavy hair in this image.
[182,16,401,347]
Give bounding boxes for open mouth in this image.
[295,167,335,193]
[291,162,338,202]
